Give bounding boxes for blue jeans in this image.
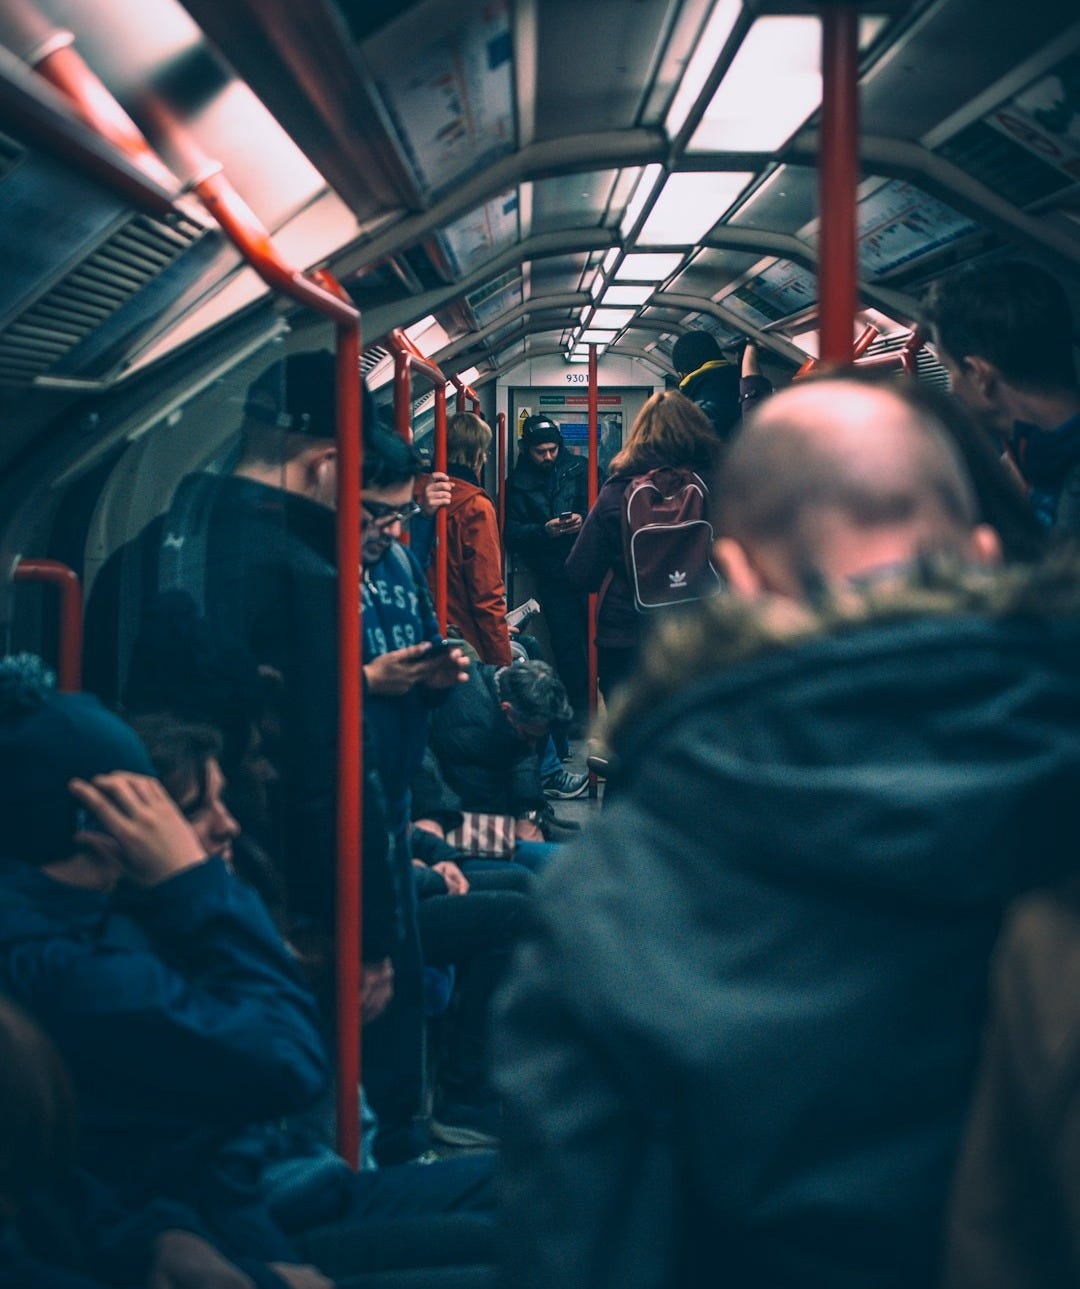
[539,736,561,782]
[512,839,560,872]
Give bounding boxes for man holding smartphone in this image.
[505,416,589,729]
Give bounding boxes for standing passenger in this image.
[565,391,720,702]
[505,415,589,727]
[926,261,1080,536]
[494,376,1080,1289]
[433,412,513,666]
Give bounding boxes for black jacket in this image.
[678,359,741,439]
[494,569,1080,1289]
[505,447,588,579]
[85,472,399,955]
[428,664,545,817]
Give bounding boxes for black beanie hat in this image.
[245,350,377,441]
[521,414,563,450]
[0,655,155,867]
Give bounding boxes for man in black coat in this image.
[505,415,589,724]
[493,377,1080,1289]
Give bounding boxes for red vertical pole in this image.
[587,345,599,782]
[433,386,449,632]
[394,354,413,441]
[333,321,363,1169]
[819,3,859,366]
[12,559,83,692]
[456,386,466,414]
[496,412,507,539]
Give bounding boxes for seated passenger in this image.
[0,654,328,1267]
[0,657,494,1278]
[494,376,1080,1289]
[428,660,571,873]
[0,993,281,1289]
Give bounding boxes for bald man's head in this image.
[716,377,1000,600]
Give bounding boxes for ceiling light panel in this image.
[665,0,743,137]
[590,308,637,329]
[689,17,822,153]
[637,172,753,245]
[615,253,684,282]
[581,329,618,343]
[601,286,653,306]
[620,163,664,234]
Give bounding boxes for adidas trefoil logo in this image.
[162,532,185,551]
[668,569,687,589]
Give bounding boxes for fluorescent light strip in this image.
[665,0,742,137]
[637,172,753,246]
[614,253,683,283]
[621,163,664,236]
[580,329,617,343]
[688,16,823,153]
[602,248,620,274]
[591,308,636,329]
[601,285,653,306]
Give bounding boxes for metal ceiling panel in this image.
[532,0,678,141]
[858,0,1076,143]
[530,170,622,235]
[730,165,819,235]
[672,248,763,297]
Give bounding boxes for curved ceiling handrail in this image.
[360,227,616,343]
[790,132,1080,269]
[432,292,591,366]
[335,127,666,278]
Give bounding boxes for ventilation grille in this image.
[0,211,204,385]
[937,120,1071,210]
[860,330,949,390]
[360,342,390,377]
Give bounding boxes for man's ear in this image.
[962,355,1000,402]
[714,537,762,599]
[311,444,337,484]
[499,701,513,717]
[969,523,1003,568]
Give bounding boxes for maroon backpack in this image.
[621,466,722,612]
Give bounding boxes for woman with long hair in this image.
[565,390,720,703]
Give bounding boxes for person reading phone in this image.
[505,415,590,729]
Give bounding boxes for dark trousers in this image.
[298,1158,497,1288]
[597,644,637,706]
[363,830,429,1166]
[417,872,531,1101]
[536,577,588,716]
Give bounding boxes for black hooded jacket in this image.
[505,446,588,579]
[494,565,1080,1289]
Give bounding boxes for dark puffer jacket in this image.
[505,447,588,579]
[494,561,1080,1289]
[428,664,545,817]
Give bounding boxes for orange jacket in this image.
[429,467,512,666]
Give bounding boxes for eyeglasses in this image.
[363,499,423,528]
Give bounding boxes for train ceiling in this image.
[0,0,1078,398]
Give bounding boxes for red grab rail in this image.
[449,373,481,415]
[12,558,83,692]
[387,329,449,633]
[818,3,860,366]
[587,344,599,793]
[496,411,508,544]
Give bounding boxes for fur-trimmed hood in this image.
[605,549,1080,761]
